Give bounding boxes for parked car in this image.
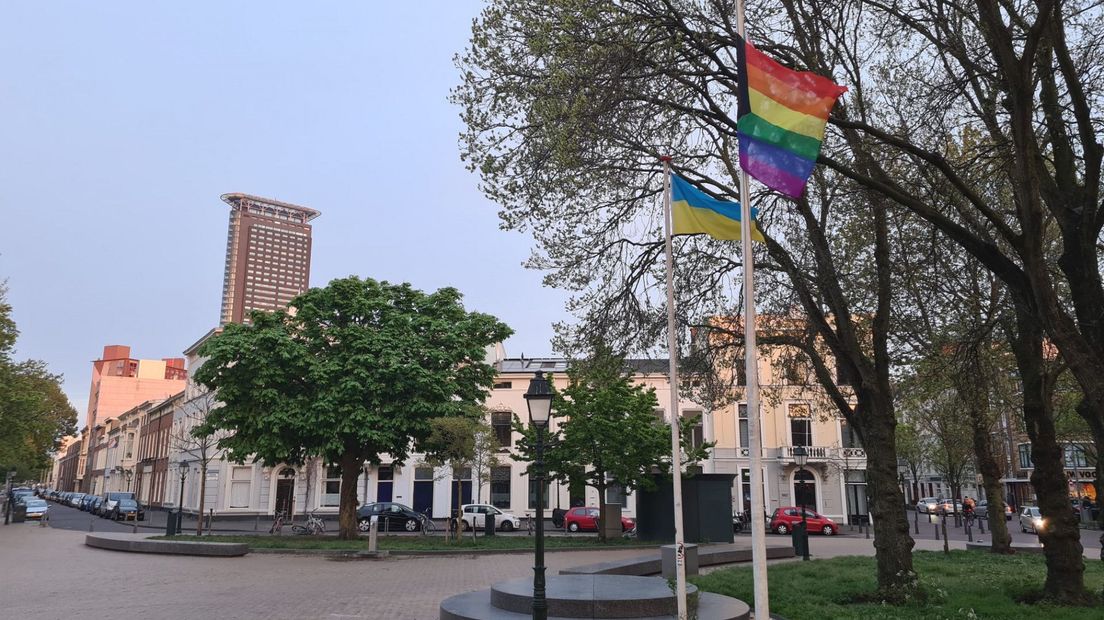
[916,497,939,514]
[770,507,839,536]
[111,499,144,521]
[79,495,98,511]
[101,492,136,517]
[975,500,1013,521]
[459,504,522,532]
[562,506,636,533]
[1019,506,1045,534]
[356,502,428,532]
[23,498,49,520]
[68,493,86,507]
[937,498,963,514]
[88,496,104,515]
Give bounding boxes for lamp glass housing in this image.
[524,370,553,427]
[793,445,809,468]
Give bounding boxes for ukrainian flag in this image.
[671,174,764,242]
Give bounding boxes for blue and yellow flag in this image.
[671,174,764,242]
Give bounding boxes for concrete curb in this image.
[85,532,248,557]
[221,542,659,557]
[965,541,1045,554]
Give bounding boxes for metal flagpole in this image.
[660,156,688,620]
[735,1,771,618]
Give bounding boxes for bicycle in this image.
[291,511,326,535]
[420,515,437,535]
[268,510,286,535]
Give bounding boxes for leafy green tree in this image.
[515,346,674,542]
[0,283,77,476]
[195,277,512,539]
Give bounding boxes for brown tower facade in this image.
[219,193,320,325]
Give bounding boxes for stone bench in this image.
[965,541,1045,554]
[85,533,248,557]
[560,543,795,576]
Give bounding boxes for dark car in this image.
[356,502,428,532]
[112,499,144,521]
[79,495,98,511]
[88,496,104,515]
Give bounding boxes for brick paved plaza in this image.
[0,523,652,620]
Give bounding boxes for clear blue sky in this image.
[0,2,567,424]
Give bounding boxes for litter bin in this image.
[790,521,808,558]
[485,513,495,536]
[166,511,177,536]
[12,504,26,524]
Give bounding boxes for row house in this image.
[166,333,867,525]
[134,393,184,508]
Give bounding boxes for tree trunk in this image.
[855,391,917,601]
[973,433,1012,554]
[337,452,361,540]
[1009,306,1091,603]
[197,461,207,536]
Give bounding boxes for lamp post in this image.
[524,370,553,620]
[793,446,810,561]
[176,460,189,534]
[125,468,133,493]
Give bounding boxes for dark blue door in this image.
[377,466,394,503]
[413,481,434,517]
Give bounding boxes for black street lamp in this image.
[524,370,553,620]
[125,469,133,492]
[793,446,810,561]
[176,460,189,533]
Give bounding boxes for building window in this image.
[415,466,435,480]
[493,381,512,389]
[840,418,862,449]
[1018,443,1033,469]
[683,410,704,450]
[784,354,810,385]
[528,478,550,509]
[492,411,512,448]
[230,466,252,508]
[490,467,511,508]
[322,465,341,507]
[738,404,749,448]
[1064,444,1088,468]
[789,404,812,447]
[605,473,629,505]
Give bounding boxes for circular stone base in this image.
[440,575,749,620]
[492,575,691,617]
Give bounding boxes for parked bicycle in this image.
[291,510,326,535]
[269,510,286,535]
[420,514,437,535]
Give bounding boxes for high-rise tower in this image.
[219,193,320,325]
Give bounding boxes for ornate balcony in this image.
[780,445,866,462]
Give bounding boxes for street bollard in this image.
[88,516,94,532]
[941,516,949,554]
[979,518,986,534]
[913,512,919,535]
[967,520,973,542]
[934,523,940,540]
[864,521,870,539]
[368,515,379,553]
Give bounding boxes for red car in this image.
[563,506,636,532]
[770,507,838,536]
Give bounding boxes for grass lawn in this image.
[155,533,647,551]
[692,550,1104,619]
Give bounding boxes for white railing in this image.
[780,445,866,461]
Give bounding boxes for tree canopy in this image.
[195,276,512,538]
[0,283,77,477]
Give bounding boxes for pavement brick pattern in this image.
[0,525,649,620]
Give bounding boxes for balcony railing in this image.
[780,445,866,461]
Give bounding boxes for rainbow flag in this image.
[671,173,764,242]
[737,36,847,198]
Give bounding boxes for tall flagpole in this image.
[660,156,688,620]
[735,1,771,618]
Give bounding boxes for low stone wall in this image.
[85,532,248,557]
[559,542,795,576]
